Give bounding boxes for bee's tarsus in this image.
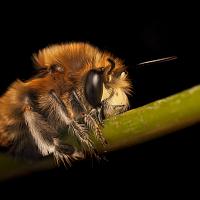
[97,106,104,126]
[84,110,106,146]
[53,149,72,167]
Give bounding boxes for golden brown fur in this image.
[0,42,131,162]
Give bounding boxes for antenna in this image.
[137,56,178,66]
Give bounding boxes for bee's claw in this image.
[97,106,104,126]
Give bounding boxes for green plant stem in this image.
[0,85,200,181]
[100,85,200,152]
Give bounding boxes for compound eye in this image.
[85,70,103,107]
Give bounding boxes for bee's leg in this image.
[47,90,95,155]
[83,111,107,145]
[67,121,97,156]
[72,90,104,125]
[89,106,104,126]
[97,106,104,125]
[53,142,84,166]
[23,96,81,165]
[72,91,107,145]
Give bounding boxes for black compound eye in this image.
[85,70,103,107]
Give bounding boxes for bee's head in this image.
[85,57,132,118]
[32,42,132,118]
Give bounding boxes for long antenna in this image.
[137,56,178,66]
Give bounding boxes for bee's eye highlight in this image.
[85,70,103,107]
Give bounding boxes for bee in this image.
[0,42,132,165]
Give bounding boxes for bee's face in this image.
[33,43,131,118]
[84,56,131,118]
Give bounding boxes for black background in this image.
[0,2,199,197]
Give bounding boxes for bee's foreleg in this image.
[89,107,104,126]
[47,90,95,154]
[72,90,106,145]
[72,90,104,125]
[83,110,107,145]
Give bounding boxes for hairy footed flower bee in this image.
[0,42,132,165]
